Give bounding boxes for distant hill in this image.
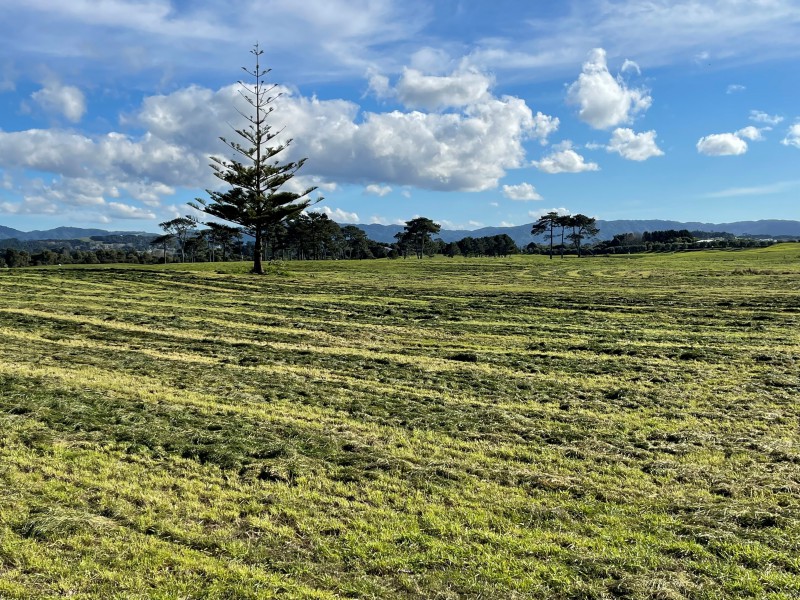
[0,226,25,240]
[354,220,800,246]
[0,226,152,241]
[1,219,798,247]
[594,219,800,240]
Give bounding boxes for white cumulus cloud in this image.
[0,127,198,219]
[107,201,156,220]
[135,77,552,193]
[532,147,599,174]
[31,81,86,122]
[782,123,800,148]
[311,206,360,223]
[277,87,543,192]
[502,182,543,201]
[0,195,59,215]
[395,68,492,110]
[531,112,560,144]
[736,126,765,141]
[606,128,664,161]
[696,133,748,156]
[696,121,771,156]
[364,184,392,197]
[750,110,783,125]
[567,48,652,130]
[0,66,561,222]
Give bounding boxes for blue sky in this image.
[1,0,799,232]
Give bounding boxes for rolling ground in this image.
[0,246,799,599]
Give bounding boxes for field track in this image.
[1,246,799,599]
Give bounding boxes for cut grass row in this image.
[1,246,799,598]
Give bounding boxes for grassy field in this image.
[0,246,799,599]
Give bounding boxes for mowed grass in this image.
[0,246,799,599]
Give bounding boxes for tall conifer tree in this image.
[192,44,318,274]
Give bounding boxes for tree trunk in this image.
[253,228,264,274]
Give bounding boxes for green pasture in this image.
[0,246,799,599]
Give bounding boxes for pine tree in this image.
[403,217,441,259]
[531,211,560,259]
[159,216,197,263]
[192,44,318,274]
[567,214,599,257]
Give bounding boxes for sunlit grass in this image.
[1,246,799,598]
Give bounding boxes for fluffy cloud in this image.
[696,133,748,156]
[133,84,237,151]
[620,59,641,75]
[134,74,553,193]
[367,71,391,99]
[567,48,651,130]
[395,68,492,110]
[696,123,771,156]
[273,82,547,192]
[31,82,86,122]
[532,146,599,174]
[782,123,800,148]
[364,184,392,197]
[0,128,188,220]
[502,182,543,201]
[531,112,560,144]
[1,67,559,221]
[310,206,360,223]
[408,47,453,74]
[0,129,95,178]
[0,195,59,215]
[735,126,765,141]
[0,128,204,187]
[606,128,664,161]
[281,175,337,198]
[128,182,175,206]
[107,201,156,219]
[726,84,746,94]
[0,176,158,220]
[750,110,783,125]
